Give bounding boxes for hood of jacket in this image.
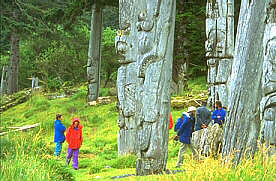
[71,118,83,129]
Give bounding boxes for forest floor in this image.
[1,76,275,181]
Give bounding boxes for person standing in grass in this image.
[54,114,66,156]
[195,101,212,131]
[66,117,83,170]
[176,106,197,167]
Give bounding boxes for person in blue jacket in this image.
[175,106,197,167]
[54,114,66,156]
[212,100,226,126]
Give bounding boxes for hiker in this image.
[175,106,197,167]
[66,117,83,170]
[169,113,174,130]
[54,114,66,156]
[195,101,212,131]
[212,100,226,126]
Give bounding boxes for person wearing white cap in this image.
[175,106,197,167]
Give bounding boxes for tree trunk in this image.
[260,2,276,156]
[116,0,176,175]
[87,2,102,102]
[206,0,234,108]
[222,0,269,165]
[8,31,19,95]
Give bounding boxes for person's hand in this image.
[173,135,179,141]
[201,124,207,128]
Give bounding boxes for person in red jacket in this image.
[169,113,174,130]
[66,117,83,170]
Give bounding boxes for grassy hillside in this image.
[1,77,275,181]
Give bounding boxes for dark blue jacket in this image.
[54,120,66,143]
[212,108,226,125]
[174,116,184,132]
[176,113,195,144]
[195,106,212,131]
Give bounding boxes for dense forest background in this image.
[0,0,240,93]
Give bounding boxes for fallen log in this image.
[0,123,39,136]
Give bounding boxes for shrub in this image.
[70,88,86,101]
[99,88,109,97]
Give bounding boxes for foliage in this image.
[101,27,120,88]
[0,0,119,92]
[173,1,206,83]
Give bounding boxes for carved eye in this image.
[138,11,147,21]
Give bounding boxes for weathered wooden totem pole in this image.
[206,0,234,108]
[87,1,103,102]
[116,0,176,175]
[260,0,276,155]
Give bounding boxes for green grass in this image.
[1,76,275,180]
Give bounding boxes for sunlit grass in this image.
[1,77,275,180]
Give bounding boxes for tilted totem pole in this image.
[116,0,176,175]
[260,0,276,155]
[87,2,103,102]
[222,0,269,164]
[206,0,234,108]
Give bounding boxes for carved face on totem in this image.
[115,1,137,64]
[115,25,137,64]
[137,10,154,55]
[260,35,276,144]
[206,29,226,57]
[264,38,276,95]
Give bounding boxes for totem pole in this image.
[116,0,139,155]
[260,1,276,155]
[206,0,234,108]
[0,66,9,95]
[135,0,176,175]
[116,0,176,175]
[87,2,102,102]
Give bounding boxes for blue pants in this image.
[54,142,63,156]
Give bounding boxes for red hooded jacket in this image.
[66,118,83,149]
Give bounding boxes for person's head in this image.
[72,117,80,128]
[215,100,222,109]
[187,106,197,117]
[201,101,207,107]
[56,114,62,120]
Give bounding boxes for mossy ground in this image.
[1,77,275,181]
